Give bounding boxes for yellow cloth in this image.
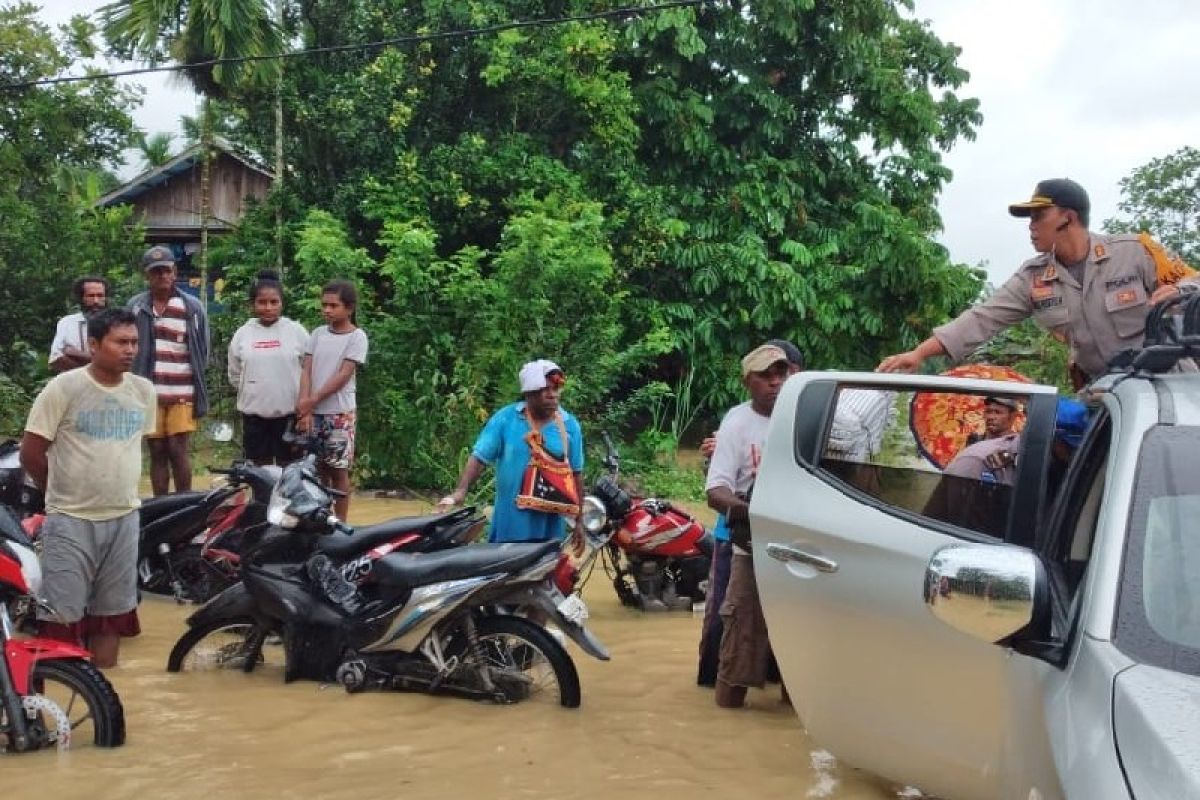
[1139,231,1197,285]
[24,369,156,521]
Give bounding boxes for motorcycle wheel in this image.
[470,615,581,709]
[166,617,280,674]
[15,659,126,749]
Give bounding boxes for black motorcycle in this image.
[166,455,607,707]
[136,460,281,603]
[0,439,42,518]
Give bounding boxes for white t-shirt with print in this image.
[228,317,310,417]
[24,368,156,520]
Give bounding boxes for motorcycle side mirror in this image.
[600,431,620,469]
[205,421,234,443]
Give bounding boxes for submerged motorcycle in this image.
[579,433,712,611]
[167,455,607,707]
[4,435,279,604]
[137,460,281,603]
[0,505,125,752]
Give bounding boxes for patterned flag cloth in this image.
[515,409,580,516]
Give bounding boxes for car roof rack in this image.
[1105,291,1200,378]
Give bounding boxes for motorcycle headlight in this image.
[266,485,299,529]
[580,496,607,534]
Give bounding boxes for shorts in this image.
[313,411,356,470]
[36,511,139,625]
[147,401,196,439]
[242,414,296,463]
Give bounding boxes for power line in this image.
[1,0,709,92]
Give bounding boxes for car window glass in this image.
[1041,411,1110,595]
[817,386,1031,540]
[1116,425,1200,676]
[1142,494,1200,649]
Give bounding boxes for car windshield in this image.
[1115,425,1200,676]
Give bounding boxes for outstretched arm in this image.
[439,455,487,508]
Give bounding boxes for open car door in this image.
[752,372,1059,800]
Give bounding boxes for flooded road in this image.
[9,495,900,800]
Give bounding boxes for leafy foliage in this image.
[1104,145,1200,266]
[0,5,142,402]
[95,0,988,489]
[966,317,1071,393]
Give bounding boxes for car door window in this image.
[813,385,1036,541]
[1041,410,1111,595]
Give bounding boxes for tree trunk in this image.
[199,97,212,316]
[274,0,285,275]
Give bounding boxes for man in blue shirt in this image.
[439,359,584,543]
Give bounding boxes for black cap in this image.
[766,338,805,370]
[1008,178,1090,222]
[983,396,1020,411]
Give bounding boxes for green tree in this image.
[101,0,283,310]
[162,0,984,486]
[0,5,142,413]
[135,131,176,169]
[1104,145,1200,265]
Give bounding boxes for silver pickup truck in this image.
[752,319,1200,799]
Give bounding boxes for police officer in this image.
[878,178,1200,387]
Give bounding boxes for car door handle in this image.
[766,543,839,574]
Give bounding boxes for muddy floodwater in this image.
[9,495,902,800]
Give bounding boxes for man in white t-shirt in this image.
[21,308,157,668]
[706,343,790,709]
[49,275,109,373]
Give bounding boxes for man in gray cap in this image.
[127,245,210,495]
[878,178,1200,389]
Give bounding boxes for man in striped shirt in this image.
[128,246,211,495]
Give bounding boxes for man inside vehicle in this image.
[922,397,1022,536]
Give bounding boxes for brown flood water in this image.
[8,495,901,800]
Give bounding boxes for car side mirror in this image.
[924,543,1050,646]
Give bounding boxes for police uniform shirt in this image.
[933,233,1200,379]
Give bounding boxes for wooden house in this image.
[96,137,275,293]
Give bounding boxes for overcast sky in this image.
[37,0,1200,286]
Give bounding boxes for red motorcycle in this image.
[0,506,125,751]
[577,433,712,611]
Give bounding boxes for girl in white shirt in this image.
[227,271,309,465]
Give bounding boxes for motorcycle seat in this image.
[316,509,471,560]
[370,541,560,590]
[139,491,208,525]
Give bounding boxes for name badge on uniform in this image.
[1094,244,1107,260]
[1041,263,1057,282]
[1031,276,1054,301]
[1115,289,1138,306]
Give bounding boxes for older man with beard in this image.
[49,275,109,373]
